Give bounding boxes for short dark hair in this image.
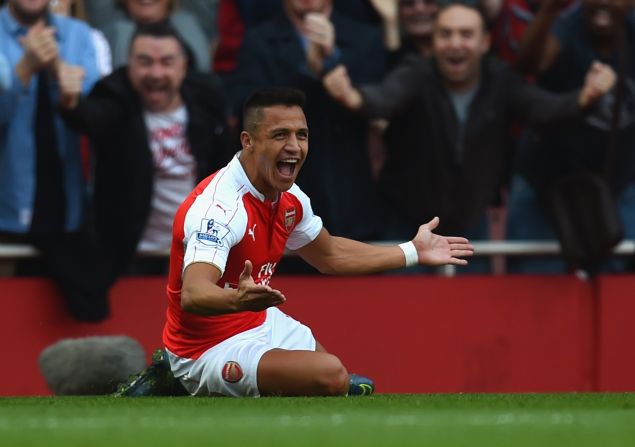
[128,21,188,57]
[243,87,306,134]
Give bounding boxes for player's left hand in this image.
[412,217,474,266]
[234,260,286,312]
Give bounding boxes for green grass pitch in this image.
[1,394,634,447]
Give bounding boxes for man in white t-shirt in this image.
[118,87,474,398]
[60,21,229,286]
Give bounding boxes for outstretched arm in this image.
[295,217,474,275]
[323,55,423,118]
[510,61,616,125]
[181,260,286,316]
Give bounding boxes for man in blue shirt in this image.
[0,0,105,320]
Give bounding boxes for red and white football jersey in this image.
[163,154,323,359]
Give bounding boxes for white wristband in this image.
[398,241,418,267]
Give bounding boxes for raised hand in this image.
[304,12,335,75]
[369,0,399,24]
[56,62,85,109]
[322,65,363,109]
[234,260,286,312]
[19,25,58,74]
[579,61,617,108]
[412,217,474,266]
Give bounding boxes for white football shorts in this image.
[166,306,316,397]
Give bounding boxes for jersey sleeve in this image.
[286,184,323,250]
[182,196,247,275]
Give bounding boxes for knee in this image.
[315,354,349,396]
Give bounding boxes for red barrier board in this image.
[0,275,601,395]
[596,276,635,391]
[278,275,594,393]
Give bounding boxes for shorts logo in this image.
[222,361,244,383]
[196,218,229,247]
[284,207,296,232]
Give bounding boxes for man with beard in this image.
[60,21,230,287]
[507,0,635,273]
[0,0,104,320]
[322,1,617,273]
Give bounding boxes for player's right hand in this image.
[234,260,286,312]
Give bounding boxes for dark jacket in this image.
[62,67,230,284]
[229,12,388,240]
[360,55,582,234]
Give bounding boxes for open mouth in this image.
[144,83,168,93]
[447,55,467,66]
[276,158,299,178]
[142,83,170,103]
[444,55,468,75]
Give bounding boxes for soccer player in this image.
[124,87,473,398]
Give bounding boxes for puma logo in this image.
[248,223,257,242]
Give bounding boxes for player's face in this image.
[127,35,187,113]
[247,105,308,200]
[583,0,630,38]
[432,5,490,92]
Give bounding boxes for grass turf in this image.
[1,394,634,447]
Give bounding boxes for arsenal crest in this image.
[284,207,296,232]
[222,361,244,383]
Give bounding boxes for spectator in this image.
[0,0,105,320]
[323,1,616,272]
[228,0,389,242]
[60,22,230,285]
[507,0,635,273]
[97,0,212,72]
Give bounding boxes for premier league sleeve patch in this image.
[195,218,230,247]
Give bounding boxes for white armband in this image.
[398,241,418,267]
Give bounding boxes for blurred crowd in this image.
[1,0,634,320]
